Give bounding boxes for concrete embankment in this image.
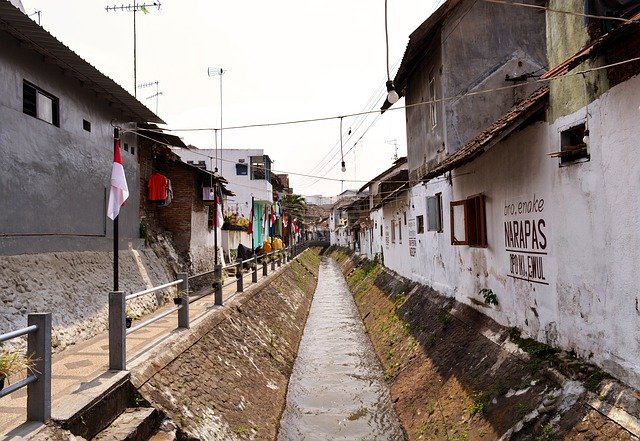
[133,250,321,441]
[0,247,176,352]
[332,248,640,440]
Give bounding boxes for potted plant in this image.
[173,290,188,305]
[0,349,35,391]
[125,308,139,329]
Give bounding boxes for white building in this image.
[176,148,274,218]
[375,1,640,388]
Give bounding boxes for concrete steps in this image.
[93,407,162,441]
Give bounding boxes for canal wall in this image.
[333,248,640,440]
[135,250,320,441]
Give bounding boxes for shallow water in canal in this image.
[277,257,404,441]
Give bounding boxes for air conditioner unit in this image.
[202,187,216,201]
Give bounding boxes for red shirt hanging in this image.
[148,172,168,201]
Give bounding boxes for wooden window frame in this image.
[450,194,487,247]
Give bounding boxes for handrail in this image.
[188,268,216,279]
[0,314,51,422]
[0,375,37,398]
[126,305,182,335]
[126,279,183,301]
[0,324,38,343]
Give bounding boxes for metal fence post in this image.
[214,264,223,306]
[177,272,189,329]
[27,313,51,422]
[271,252,276,271]
[252,256,258,283]
[262,256,268,277]
[109,291,126,371]
[236,258,244,292]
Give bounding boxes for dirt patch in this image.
[333,249,638,440]
[138,250,321,440]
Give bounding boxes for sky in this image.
[21,0,443,197]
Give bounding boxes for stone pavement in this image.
[0,262,285,438]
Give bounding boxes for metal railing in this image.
[0,313,51,423]
[108,243,311,370]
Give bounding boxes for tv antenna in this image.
[138,81,162,114]
[386,139,399,161]
[105,2,161,97]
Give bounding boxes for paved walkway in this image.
[0,260,289,438]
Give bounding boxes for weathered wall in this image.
[0,248,174,352]
[335,250,636,440]
[0,29,141,255]
[136,250,320,440]
[397,73,640,388]
[546,0,610,122]
[442,0,547,152]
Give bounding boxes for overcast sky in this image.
[22,0,443,197]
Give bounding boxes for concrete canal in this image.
[278,257,404,440]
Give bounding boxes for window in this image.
[131,146,135,155]
[83,119,91,132]
[429,69,437,128]
[398,219,402,243]
[124,143,129,152]
[250,155,271,181]
[450,194,487,247]
[555,123,589,165]
[380,224,383,237]
[23,80,59,126]
[417,215,424,234]
[403,212,407,225]
[391,220,396,243]
[236,163,248,175]
[427,193,443,232]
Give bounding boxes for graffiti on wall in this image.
[503,194,548,285]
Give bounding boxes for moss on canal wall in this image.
[332,248,637,440]
[136,250,321,441]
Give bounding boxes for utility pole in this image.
[105,2,161,97]
[207,67,226,172]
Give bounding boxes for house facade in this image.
[375,0,640,387]
[0,0,162,255]
[176,148,273,219]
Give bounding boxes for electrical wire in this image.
[131,54,640,191]
[484,0,640,25]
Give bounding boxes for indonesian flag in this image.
[282,214,288,228]
[214,195,224,229]
[270,206,276,224]
[247,206,253,235]
[293,218,299,234]
[107,139,129,220]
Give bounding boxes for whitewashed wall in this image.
[400,73,640,388]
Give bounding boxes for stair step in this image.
[93,407,161,441]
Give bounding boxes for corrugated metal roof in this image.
[357,157,407,193]
[0,0,163,124]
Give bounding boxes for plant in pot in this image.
[125,308,139,329]
[0,349,35,391]
[173,290,189,305]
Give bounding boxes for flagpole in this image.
[214,180,219,266]
[113,127,120,292]
[251,196,255,250]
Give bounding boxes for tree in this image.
[282,194,307,218]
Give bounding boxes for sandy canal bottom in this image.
[277,257,404,441]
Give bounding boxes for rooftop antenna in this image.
[105,2,161,97]
[28,10,41,25]
[138,81,161,114]
[386,139,399,161]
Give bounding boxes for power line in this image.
[484,0,640,25]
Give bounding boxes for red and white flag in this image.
[214,195,224,229]
[107,139,129,220]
